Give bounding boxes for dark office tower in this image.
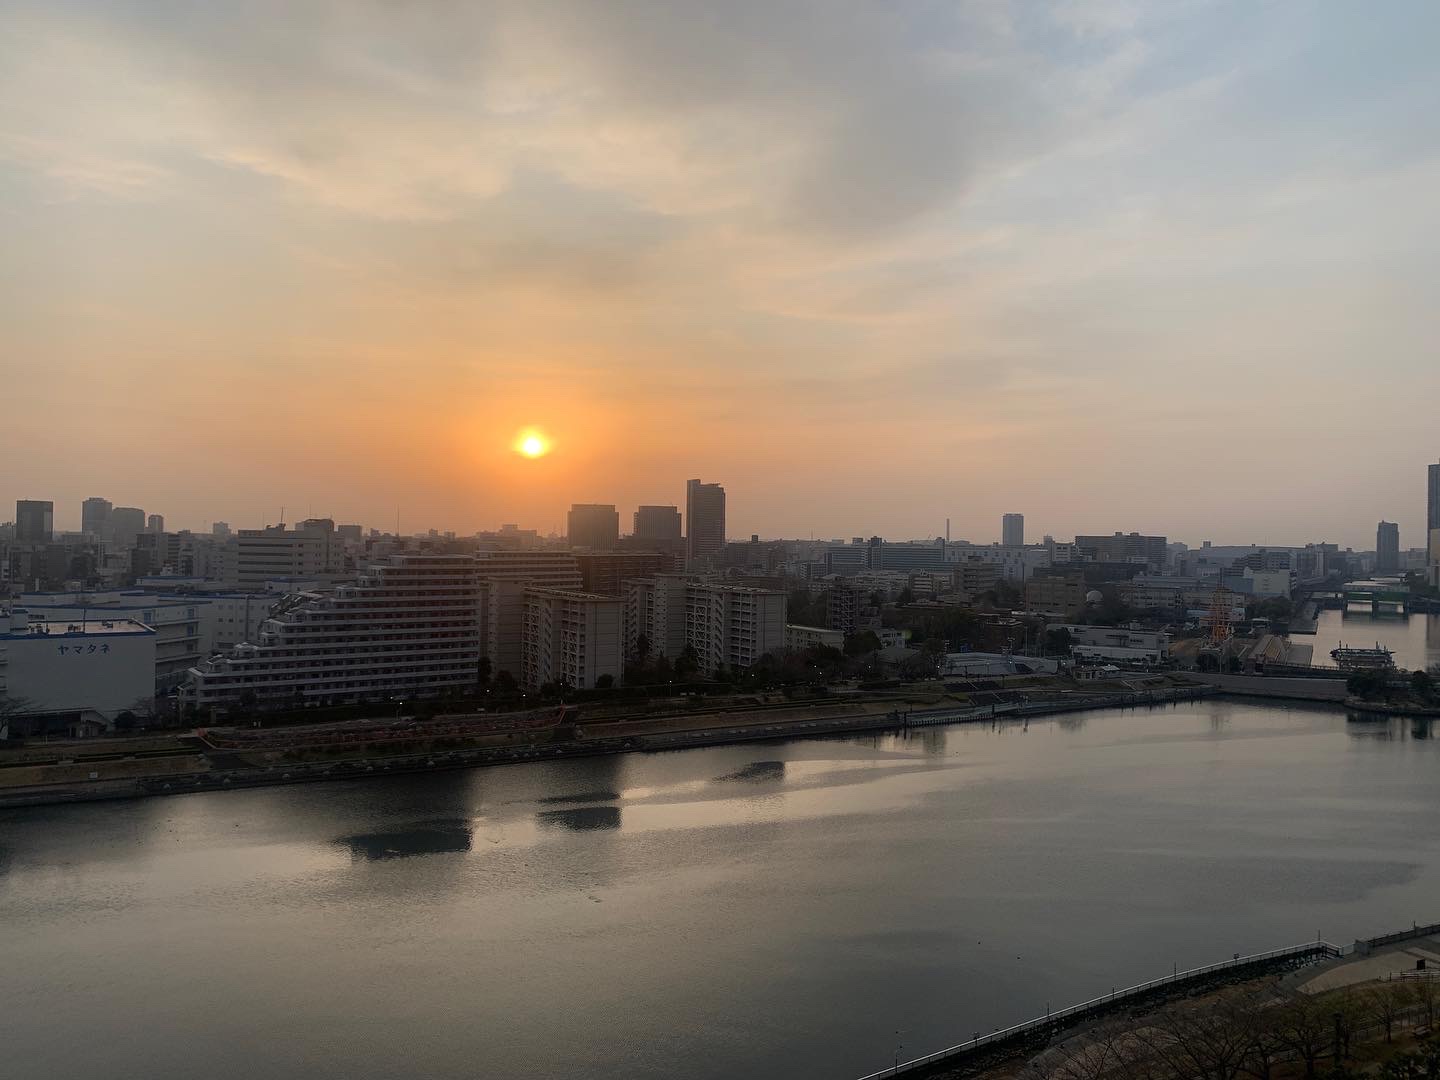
[633,505,682,542]
[1376,521,1400,574]
[685,479,726,563]
[1002,513,1024,547]
[15,500,54,544]
[567,504,619,550]
[110,506,146,547]
[147,514,165,534]
[81,497,112,538]
[1430,462,1440,531]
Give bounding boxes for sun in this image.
[515,430,550,458]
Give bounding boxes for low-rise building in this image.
[785,624,844,652]
[1050,624,1170,665]
[0,609,156,735]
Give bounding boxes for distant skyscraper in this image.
[1430,462,1440,531]
[81,496,112,538]
[15,500,54,544]
[633,504,682,543]
[212,521,232,537]
[685,479,726,563]
[1002,513,1024,547]
[567,504,619,550]
[110,507,146,547]
[1376,521,1400,574]
[1430,462,1440,588]
[147,514,165,534]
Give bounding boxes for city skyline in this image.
[4,4,1440,547]
[5,482,1438,554]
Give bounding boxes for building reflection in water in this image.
[337,819,473,861]
[714,760,785,784]
[536,806,622,831]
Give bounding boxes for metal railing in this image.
[855,941,1342,1080]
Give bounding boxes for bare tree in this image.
[1271,995,1335,1080]
[1024,1022,1151,1080]
[0,693,37,739]
[1145,993,1258,1080]
[1361,981,1413,1043]
[1411,976,1438,1029]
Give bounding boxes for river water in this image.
[1303,608,1440,672]
[3,700,1438,1080]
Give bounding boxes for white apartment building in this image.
[685,583,786,675]
[521,588,624,690]
[625,574,690,659]
[184,554,482,710]
[0,609,156,733]
[625,578,787,675]
[236,521,345,586]
[475,550,582,678]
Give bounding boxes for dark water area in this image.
[3,700,1439,1080]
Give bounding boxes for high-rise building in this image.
[184,554,483,709]
[110,507,146,547]
[14,500,54,544]
[521,587,624,690]
[633,505,682,542]
[147,514,165,534]
[1430,462,1440,589]
[1430,462,1440,531]
[1376,521,1400,574]
[566,504,620,550]
[81,497,113,538]
[624,576,785,675]
[212,521,232,538]
[1002,513,1025,548]
[685,479,726,564]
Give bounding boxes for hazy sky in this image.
[4,2,1439,548]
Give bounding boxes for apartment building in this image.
[184,554,482,709]
[521,588,624,690]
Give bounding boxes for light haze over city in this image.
[5,2,1440,547]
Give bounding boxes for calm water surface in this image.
[1304,608,1440,672]
[3,700,1439,1080]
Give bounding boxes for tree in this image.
[1045,627,1074,655]
[896,586,915,606]
[1271,995,1335,1080]
[1361,981,1413,1044]
[653,654,673,683]
[1410,669,1434,700]
[1146,992,1258,1080]
[675,644,700,679]
[478,656,493,686]
[0,693,38,739]
[633,633,651,662]
[494,670,518,694]
[844,630,882,657]
[594,674,614,690]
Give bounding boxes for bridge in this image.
[1342,580,1411,615]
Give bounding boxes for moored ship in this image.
[1330,642,1395,671]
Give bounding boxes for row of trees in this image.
[1029,978,1439,1080]
[1348,664,1440,704]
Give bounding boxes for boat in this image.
[1329,643,1395,671]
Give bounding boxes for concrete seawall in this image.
[1188,672,1349,702]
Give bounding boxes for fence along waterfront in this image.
[854,940,1343,1080]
